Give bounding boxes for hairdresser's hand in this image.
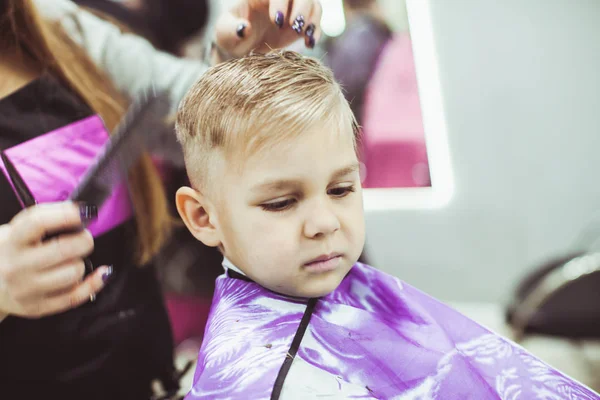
[215,0,322,60]
[0,202,111,320]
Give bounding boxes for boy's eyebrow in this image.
[331,162,360,180]
[252,163,360,193]
[251,179,300,193]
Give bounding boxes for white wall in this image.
[364,0,600,303]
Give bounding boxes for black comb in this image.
[69,90,171,207]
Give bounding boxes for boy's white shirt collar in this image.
[222,256,246,276]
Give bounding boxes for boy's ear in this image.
[175,186,221,248]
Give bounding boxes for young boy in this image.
[174,50,599,399]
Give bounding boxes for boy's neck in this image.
[222,256,246,276]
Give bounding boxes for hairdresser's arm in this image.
[36,0,323,108]
[36,0,205,110]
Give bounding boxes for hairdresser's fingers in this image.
[217,0,320,56]
[20,229,94,273]
[269,0,292,28]
[304,0,322,49]
[11,202,95,246]
[215,3,255,57]
[35,266,111,318]
[33,259,86,295]
[289,0,315,35]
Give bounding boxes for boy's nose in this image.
[303,201,341,239]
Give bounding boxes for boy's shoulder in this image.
[333,262,472,326]
[186,263,599,399]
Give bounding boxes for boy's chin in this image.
[284,273,348,299]
[278,286,337,299]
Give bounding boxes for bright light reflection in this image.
[320,0,346,37]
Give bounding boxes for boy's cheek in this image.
[341,204,365,230]
[260,235,294,258]
[260,243,300,276]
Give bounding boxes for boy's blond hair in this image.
[175,50,358,192]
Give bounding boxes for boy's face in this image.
[213,119,365,298]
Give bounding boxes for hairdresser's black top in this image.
[0,74,177,399]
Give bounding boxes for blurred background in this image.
[70,0,600,392]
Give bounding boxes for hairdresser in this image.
[0,0,321,398]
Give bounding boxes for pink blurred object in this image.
[361,33,430,188]
[166,293,212,345]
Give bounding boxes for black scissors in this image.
[0,151,96,276]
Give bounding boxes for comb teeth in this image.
[70,91,171,207]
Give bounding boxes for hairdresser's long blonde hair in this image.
[1,0,172,264]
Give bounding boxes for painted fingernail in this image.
[79,203,98,224]
[102,265,113,283]
[292,15,305,34]
[275,11,284,28]
[305,23,316,38]
[307,35,315,49]
[236,23,247,38]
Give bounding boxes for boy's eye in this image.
[328,185,355,197]
[260,198,296,212]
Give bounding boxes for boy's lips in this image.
[306,253,342,264]
[303,253,343,272]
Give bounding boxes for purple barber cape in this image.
[186,262,599,400]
